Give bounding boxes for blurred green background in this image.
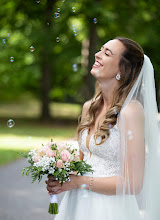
[0,0,160,166]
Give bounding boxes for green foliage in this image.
[0,0,160,106]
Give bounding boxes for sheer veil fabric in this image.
[116,54,160,219]
[54,54,160,220]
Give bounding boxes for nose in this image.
[95,50,102,60]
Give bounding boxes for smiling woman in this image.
[46,37,160,220]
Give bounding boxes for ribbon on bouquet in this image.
[50,194,58,203]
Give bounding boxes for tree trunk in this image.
[40,0,56,121]
[81,22,98,101]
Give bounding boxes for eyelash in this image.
[99,49,109,56]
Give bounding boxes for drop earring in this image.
[116,73,121,81]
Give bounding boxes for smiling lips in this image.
[93,60,103,68]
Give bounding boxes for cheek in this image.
[103,60,119,76]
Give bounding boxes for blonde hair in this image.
[75,37,144,145]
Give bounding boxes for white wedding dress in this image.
[54,117,141,220]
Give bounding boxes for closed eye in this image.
[99,48,110,56]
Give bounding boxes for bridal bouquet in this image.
[19,140,93,215]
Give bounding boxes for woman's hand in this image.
[45,174,79,195]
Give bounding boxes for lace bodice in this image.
[78,120,122,177]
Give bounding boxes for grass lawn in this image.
[0,100,82,166]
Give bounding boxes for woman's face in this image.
[91,39,126,81]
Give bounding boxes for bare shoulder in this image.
[122,100,144,120]
[82,99,92,111]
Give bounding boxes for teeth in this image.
[94,61,101,66]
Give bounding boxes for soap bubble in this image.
[108,124,112,129]
[30,46,35,52]
[72,7,76,13]
[72,25,75,29]
[80,184,88,190]
[7,119,15,128]
[28,136,32,141]
[127,130,133,140]
[62,0,65,2]
[93,18,97,24]
[2,39,6,44]
[54,12,60,18]
[36,0,40,3]
[10,57,14,62]
[73,30,77,36]
[7,33,10,37]
[56,37,60,42]
[72,64,78,72]
[80,184,88,198]
[47,22,50,25]
[57,8,60,12]
[114,109,118,115]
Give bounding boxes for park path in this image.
[0,139,78,220]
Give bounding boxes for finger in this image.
[46,186,60,192]
[54,189,63,194]
[47,181,58,187]
[48,176,56,181]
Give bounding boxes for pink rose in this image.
[46,149,56,157]
[47,142,55,147]
[33,154,42,162]
[56,159,64,168]
[60,150,71,162]
[38,145,51,156]
[56,142,68,153]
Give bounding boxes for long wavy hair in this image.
[75,37,144,145]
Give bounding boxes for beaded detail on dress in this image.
[78,121,122,177]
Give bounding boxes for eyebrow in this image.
[101,45,113,55]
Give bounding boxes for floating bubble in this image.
[80,184,88,198]
[47,22,50,25]
[72,25,75,29]
[54,12,60,18]
[127,130,133,140]
[10,57,14,62]
[93,18,98,24]
[7,119,15,128]
[36,0,40,3]
[109,124,112,129]
[7,33,10,37]
[56,37,60,42]
[72,7,76,13]
[62,0,65,2]
[114,109,118,115]
[2,39,6,44]
[80,183,88,190]
[73,30,77,36]
[28,136,32,141]
[30,46,35,52]
[57,8,60,13]
[72,64,78,72]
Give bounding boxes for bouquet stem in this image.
[48,194,58,214]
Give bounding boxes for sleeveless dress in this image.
[54,118,141,220]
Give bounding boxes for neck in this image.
[99,79,118,110]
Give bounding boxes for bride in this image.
[46,37,160,220]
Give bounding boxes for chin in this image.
[91,67,100,76]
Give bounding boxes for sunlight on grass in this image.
[0,101,81,119]
[0,101,81,166]
[0,134,77,150]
